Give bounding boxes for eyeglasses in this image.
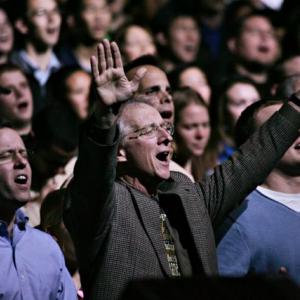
[29,7,60,18]
[125,122,174,140]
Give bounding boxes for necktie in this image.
[160,211,181,277]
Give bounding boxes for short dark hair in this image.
[167,63,203,90]
[235,99,285,147]
[151,1,197,36]
[227,10,275,40]
[173,87,207,126]
[0,63,25,77]
[124,55,160,74]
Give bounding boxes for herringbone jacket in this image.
[64,104,300,300]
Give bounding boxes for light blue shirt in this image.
[217,189,300,284]
[0,209,77,299]
[11,50,61,86]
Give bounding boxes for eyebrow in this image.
[144,86,160,92]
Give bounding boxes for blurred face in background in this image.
[232,16,280,67]
[281,56,300,77]
[0,70,33,130]
[0,9,14,58]
[65,70,91,120]
[167,16,200,63]
[176,102,211,157]
[79,0,111,42]
[179,67,211,104]
[122,25,156,62]
[226,82,260,123]
[24,0,61,48]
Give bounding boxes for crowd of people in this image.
[1,0,300,299]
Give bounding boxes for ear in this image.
[227,37,237,54]
[66,15,75,28]
[117,147,127,162]
[15,19,29,35]
[155,32,168,46]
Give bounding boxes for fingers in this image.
[95,39,123,74]
[97,42,106,73]
[111,41,123,69]
[130,67,147,92]
[103,39,113,69]
[90,56,99,80]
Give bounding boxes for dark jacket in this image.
[64,104,300,300]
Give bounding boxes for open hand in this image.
[91,39,146,108]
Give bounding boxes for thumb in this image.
[130,67,147,92]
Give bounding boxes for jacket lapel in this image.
[158,179,214,274]
[127,187,172,276]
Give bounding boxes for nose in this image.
[14,86,25,100]
[159,90,172,104]
[158,127,173,144]
[47,8,61,23]
[195,127,205,139]
[13,153,27,169]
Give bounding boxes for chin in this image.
[157,170,170,180]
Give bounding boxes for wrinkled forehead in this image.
[142,65,168,82]
[128,65,169,89]
[121,102,163,129]
[0,128,25,150]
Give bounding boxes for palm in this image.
[91,40,146,108]
[94,67,133,106]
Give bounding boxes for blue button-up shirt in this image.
[11,50,61,87]
[0,209,77,299]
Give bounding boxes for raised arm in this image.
[65,40,145,239]
[200,93,300,228]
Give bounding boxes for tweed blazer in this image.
[64,104,300,300]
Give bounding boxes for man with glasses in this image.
[0,126,76,299]
[64,40,300,300]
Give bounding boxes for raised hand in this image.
[91,39,146,108]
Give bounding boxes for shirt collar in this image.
[15,208,29,230]
[0,209,28,238]
[19,50,61,72]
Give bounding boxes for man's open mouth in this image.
[156,151,170,162]
[15,174,28,185]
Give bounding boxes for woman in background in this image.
[173,87,218,182]
[217,76,261,161]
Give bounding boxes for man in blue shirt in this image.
[0,125,76,299]
[217,99,300,283]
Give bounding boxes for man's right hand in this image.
[90,39,146,109]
